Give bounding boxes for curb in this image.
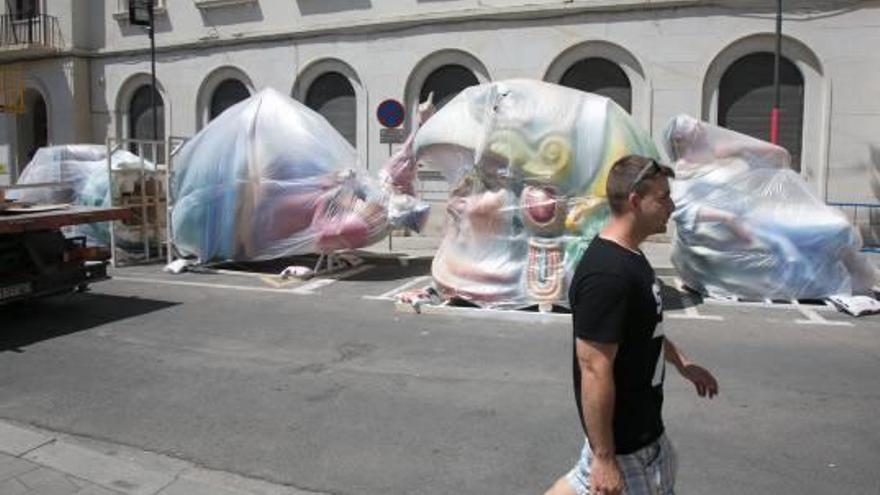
[0,420,328,495]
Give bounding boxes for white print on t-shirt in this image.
[652,321,666,387]
[652,280,663,316]
[652,279,665,387]
[652,337,666,387]
[653,320,665,339]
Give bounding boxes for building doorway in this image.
[15,88,47,175]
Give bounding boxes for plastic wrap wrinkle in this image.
[664,114,877,300]
[414,79,661,309]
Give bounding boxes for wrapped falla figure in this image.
[9,144,152,248]
[413,79,659,309]
[663,114,876,299]
[170,88,430,263]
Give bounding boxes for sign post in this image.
[376,99,406,156]
[376,99,407,249]
[130,0,158,141]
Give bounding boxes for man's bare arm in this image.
[664,337,719,398]
[663,337,691,373]
[577,338,624,495]
[577,338,617,456]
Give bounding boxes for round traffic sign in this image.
[376,99,405,128]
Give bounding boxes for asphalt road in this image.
[1,260,878,494]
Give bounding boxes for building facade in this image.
[1,0,878,216]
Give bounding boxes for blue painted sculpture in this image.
[170,88,429,263]
[664,115,876,299]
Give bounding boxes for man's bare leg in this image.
[543,475,577,495]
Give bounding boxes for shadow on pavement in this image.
[658,278,700,311]
[342,258,432,282]
[0,293,178,353]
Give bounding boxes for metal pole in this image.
[770,0,782,144]
[148,0,158,142]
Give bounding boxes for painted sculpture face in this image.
[414,79,660,308]
[171,88,427,262]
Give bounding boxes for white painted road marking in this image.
[794,303,853,327]
[283,264,375,294]
[666,305,724,321]
[114,270,856,327]
[112,264,374,296]
[665,277,723,320]
[111,276,314,295]
[396,302,569,324]
[662,275,847,314]
[363,276,432,301]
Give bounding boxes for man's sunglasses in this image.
[629,160,674,193]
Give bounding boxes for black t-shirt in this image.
[569,236,666,455]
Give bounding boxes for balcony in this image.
[0,14,63,60]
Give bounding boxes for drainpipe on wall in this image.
[770,0,782,145]
[149,0,158,141]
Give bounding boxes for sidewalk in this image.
[362,234,677,270]
[0,420,323,495]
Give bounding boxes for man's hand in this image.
[590,456,624,495]
[680,363,719,398]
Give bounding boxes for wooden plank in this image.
[0,181,74,191]
[0,206,132,234]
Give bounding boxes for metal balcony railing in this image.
[0,14,62,50]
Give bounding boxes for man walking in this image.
[546,155,719,495]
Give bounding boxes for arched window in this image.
[209,79,250,121]
[305,72,356,146]
[559,57,632,113]
[719,52,804,170]
[30,94,46,160]
[129,84,164,141]
[128,84,164,160]
[17,89,47,171]
[419,64,479,109]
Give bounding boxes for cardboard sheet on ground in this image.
[170,88,429,263]
[7,145,150,247]
[413,79,659,309]
[663,115,876,300]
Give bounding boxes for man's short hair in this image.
[606,155,675,215]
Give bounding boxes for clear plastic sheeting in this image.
[170,88,429,263]
[664,114,876,300]
[414,79,660,309]
[8,145,147,246]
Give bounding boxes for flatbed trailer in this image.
[0,206,131,305]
